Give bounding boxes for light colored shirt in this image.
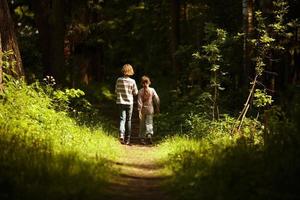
[137,87,160,114]
[115,77,138,105]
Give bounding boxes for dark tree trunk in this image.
[31,0,65,85]
[242,0,254,85]
[91,46,105,82]
[31,0,52,76]
[68,3,105,86]
[170,0,180,83]
[89,10,105,83]
[0,37,3,90]
[0,0,24,78]
[51,0,65,83]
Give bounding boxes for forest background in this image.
[1,0,300,119]
[1,0,300,199]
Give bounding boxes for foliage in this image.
[156,111,299,200]
[1,50,18,79]
[253,89,273,108]
[192,23,228,120]
[155,91,213,137]
[0,76,121,199]
[52,88,86,110]
[38,76,116,132]
[233,0,298,132]
[186,113,263,143]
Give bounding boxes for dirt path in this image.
[103,144,172,200]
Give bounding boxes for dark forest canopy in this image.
[1,0,299,115]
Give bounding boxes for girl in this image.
[137,76,160,144]
[115,64,138,145]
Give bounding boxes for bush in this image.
[157,110,300,200]
[0,79,121,200]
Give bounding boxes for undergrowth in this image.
[0,79,121,200]
[155,109,300,200]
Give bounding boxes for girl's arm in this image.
[137,90,143,119]
[152,88,160,113]
[133,81,138,96]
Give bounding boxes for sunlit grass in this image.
[1,79,298,200]
[0,80,122,199]
[153,134,263,200]
[154,132,236,159]
[154,118,300,200]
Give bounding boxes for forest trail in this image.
[103,144,172,200]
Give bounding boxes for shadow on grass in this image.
[0,133,116,200]
[113,161,165,170]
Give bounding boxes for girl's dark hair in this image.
[141,76,151,102]
[141,75,151,84]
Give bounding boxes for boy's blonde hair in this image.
[121,64,134,76]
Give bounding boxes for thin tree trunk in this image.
[0,36,3,90]
[170,0,180,83]
[242,0,254,85]
[51,0,65,84]
[213,71,219,121]
[0,0,24,78]
[233,74,258,133]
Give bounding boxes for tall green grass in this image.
[156,114,300,200]
[0,80,121,200]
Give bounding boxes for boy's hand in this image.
[138,111,142,120]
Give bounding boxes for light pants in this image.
[119,104,133,140]
[139,114,153,138]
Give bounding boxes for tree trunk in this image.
[0,36,3,90]
[31,0,52,77]
[51,0,65,84]
[31,0,65,85]
[0,0,24,78]
[170,0,180,83]
[242,0,254,85]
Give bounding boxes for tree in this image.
[242,0,255,85]
[31,0,65,85]
[0,37,3,89]
[234,0,295,132]
[170,0,180,84]
[193,24,227,121]
[0,0,24,79]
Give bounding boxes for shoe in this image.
[147,134,153,144]
[120,137,125,144]
[126,139,131,145]
[141,139,146,145]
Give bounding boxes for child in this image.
[115,64,138,145]
[137,76,160,145]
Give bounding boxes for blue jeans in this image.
[119,104,133,139]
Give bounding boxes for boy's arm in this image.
[115,79,119,94]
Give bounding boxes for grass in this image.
[1,78,299,200]
[154,122,300,200]
[0,80,122,200]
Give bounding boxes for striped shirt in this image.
[115,77,138,105]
